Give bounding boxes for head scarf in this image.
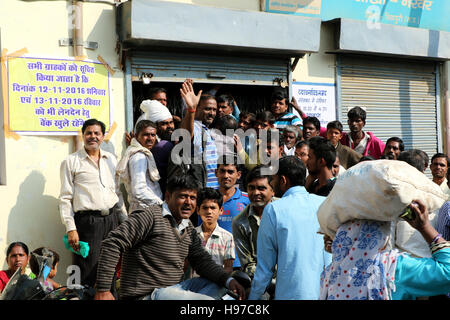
[137,99,172,124]
[320,219,404,300]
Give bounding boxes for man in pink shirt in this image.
[339,106,385,159]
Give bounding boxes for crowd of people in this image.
[1,79,449,300]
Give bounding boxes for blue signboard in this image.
[265,0,450,32]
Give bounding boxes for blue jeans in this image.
[148,277,227,300]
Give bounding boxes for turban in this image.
[138,99,172,123]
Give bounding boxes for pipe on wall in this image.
[443,62,450,155]
[72,0,83,152]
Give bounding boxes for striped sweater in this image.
[96,204,230,299]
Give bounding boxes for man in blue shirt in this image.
[249,156,332,300]
[215,156,250,270]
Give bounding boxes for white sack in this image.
[317,160,448,239]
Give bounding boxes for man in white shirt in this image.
[116,120,164,213]
[59,119,127,289]
[430,153,450,195]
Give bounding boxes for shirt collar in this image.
[196,224,221,239]
[231,187,241,200]
[79,146,109,159]
[282,186,307,198]
[162,202,190,233]
[248,205,261,225]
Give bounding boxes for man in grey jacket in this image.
[232,165,277,279]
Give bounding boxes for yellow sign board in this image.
[7,56,111,135]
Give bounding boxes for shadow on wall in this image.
[4,170,67,284]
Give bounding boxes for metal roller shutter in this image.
[130,51,290,86]
[338,55,440,161]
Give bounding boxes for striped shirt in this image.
[96,204,230,299]
[437,201,450,241]
[273,112,302,133]
[193,120,219,189]
[195,224,235,267]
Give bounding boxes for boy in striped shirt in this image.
[270,90,302,133]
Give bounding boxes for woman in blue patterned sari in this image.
[320,199,450,300]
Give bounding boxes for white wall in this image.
[0,0,126,284]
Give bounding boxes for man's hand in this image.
[67,230,80,252]
[403,199,429,231]
[233,134,243,152]
[125,131,134,146]
[324,235,333,253]
[94,291,116,300]
[180,79,202,112]
[405,199,444,245]
[290,96,304,115]
[228,279,246,300]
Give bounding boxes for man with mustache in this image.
[116,120,163,213]
[180,79,219,189]
[232,165,278,298]
[144,100,175,195]
[302,116,321,141]
[430,153,450,195]
[59,119,127,290]
[383,137,404,160]
[130,99,175,195]
[94,175,245,300]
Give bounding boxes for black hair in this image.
[398,149,426,172]
[199,94,217,104]
[6,242,29,257]
[270,90,288,104]
[347,106,367,123]
[277,156,306,187]
[327,120,343,133]
[431,152,450,167]
[419,150,429,167]
[295,140,309,149]
[82,119,106,135]
[135,119,157,136]
[380,154,395,160]
[215,115,238,135]
[197,188,223,209]
[255,111,275,124]
[386,137,405,152]
[359,155,376,162]
[29,247,60,275]
[308,136,336,169]
[239,111,256,123]
[217,155,243,173]
[303,116,321,132]
[166,175,200,194]
[216,94,235,107]
[149,87,167,98]
[245,165,274,188]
